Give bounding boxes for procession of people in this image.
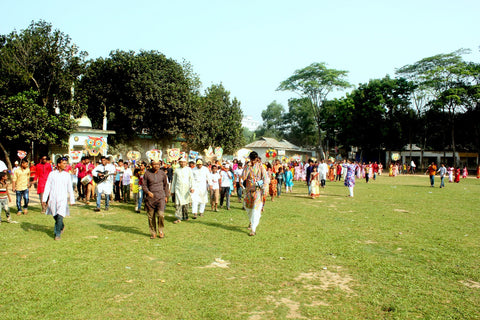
[0,154,477,240]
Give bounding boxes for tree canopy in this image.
[277,62,351,158]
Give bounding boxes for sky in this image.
[1,0,479,123]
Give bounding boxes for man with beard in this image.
[191,159,209,218]
[171,157,193,223]
[143,160,169,239]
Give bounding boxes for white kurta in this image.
[92,163,116,194]
[42,170,75,217]
[191,166,210,204]
[318,163,329,181]
[171,166,193,206]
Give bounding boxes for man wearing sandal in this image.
[143,160,169,239]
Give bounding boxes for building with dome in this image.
[50,113,116,164]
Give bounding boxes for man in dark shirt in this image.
[143,161,169,239]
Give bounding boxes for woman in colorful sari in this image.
[242,151,268,236]
[342,160,358,197]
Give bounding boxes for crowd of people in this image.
[0,155,479,240]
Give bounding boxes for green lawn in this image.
[1,175,479,319]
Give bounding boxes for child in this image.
[310,166,320,198]
[269,172,277,201]
[131,169,140,213]
[0,172,12,223]
[209,165,221,212]
[276,167,284,197]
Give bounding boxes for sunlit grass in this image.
[1,175,479,319]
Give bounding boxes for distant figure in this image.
[342,160,358,197]
[462,166,468,179]
[455,167,461,183]
[410,160,416,174]
[437,163,447,188]
[284,166,294,193]
[426,162,437,187]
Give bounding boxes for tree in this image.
[188,84,244,154]
[283,98,318,148]
[335,76,414,161]
[0,91,76,169]
[261,101,286,133]
[0,20,86,165]
[78,50,198,146]
[0,20,86,114]
[277,62,351,158]
[396,50,473,167]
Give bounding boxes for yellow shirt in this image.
[13,167,30,191]
[131,176,139,193]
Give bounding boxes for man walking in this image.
[143,160,169,239]
[438,163,447,188]
[42,157,75,240]
[426,162,437,187]
[92,156,115,211]
[171,157,193,223]
[191,159,209,218]
[12,159,31,215]
[219,164,233,210]
[35,155,53,213]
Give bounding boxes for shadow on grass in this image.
[21,222,52,238]
[98,223,150,237]
[194,219,248,235]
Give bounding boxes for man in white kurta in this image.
[191,159,210,218]
[92,156,116,211]
[318,159,329,188]
[171,158,193,222]
[42,158,75,240]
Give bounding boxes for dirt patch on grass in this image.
[198,258,230,269]
[361,240,378,244]
[266,296,307,319]
[245,266,355,319]
[460,280,480,289]
[394,209,409,213]
[295,268,356,296]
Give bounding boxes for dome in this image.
[77,114,92,128]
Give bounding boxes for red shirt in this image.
[75,162,87,179]
[35,162,52,194]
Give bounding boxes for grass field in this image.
[1,174,479,319]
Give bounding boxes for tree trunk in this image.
[0,141,12,172]
[451,119,456,168]
[316,125,325,160]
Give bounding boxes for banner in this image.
[167,148,180,162]
[70,150,83,162]
[146,149,162,162]
[85,136,107,156]
[17,150,27,160]
[127,151,141,161]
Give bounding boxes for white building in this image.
[241,116,260,132]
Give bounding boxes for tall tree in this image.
[0,20,85,165]
[188,84,244,153]
[277,62,351,158]
[283,98,318,148]
[0,91,76,169]
[78,50,198,146]
[0,20,86,113]
[396,49,473,167]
